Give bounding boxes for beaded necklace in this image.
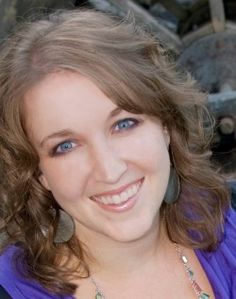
[90,243,210,299]
[174,244,210,299]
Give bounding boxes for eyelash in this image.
[51,117,141,156]
[51,140,77,156]
[112,117,140,132]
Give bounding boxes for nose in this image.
[91,141,127,183]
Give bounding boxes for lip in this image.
[92,178,144,197]
[91,178,144,213]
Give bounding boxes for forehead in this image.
[23,71,120,118]
[23,71,119,140]
[24,71,116,110]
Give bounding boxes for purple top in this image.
[0,208,236,299]
[0,245,73,299]
[195,208,236,298]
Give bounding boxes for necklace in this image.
[90,277,106,299]
[174,244,210,299]
[90,243,210,299]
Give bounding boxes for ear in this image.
[163,126,170,148]
[39,173,51,191]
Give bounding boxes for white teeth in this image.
[132,185,138,194]
[127,188,133,197]
[107,196,114,204]
[121,191,128,202]
[113,195,121,204]
[100,196,108,204]
[93,180,142,205]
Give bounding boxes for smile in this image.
[91,178,144,206]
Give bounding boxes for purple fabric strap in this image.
[0,208,236,298]
[0,246,73,299]
[195,208,236,299]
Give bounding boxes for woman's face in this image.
[24,71,170,243]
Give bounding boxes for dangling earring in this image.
[164,167,180,204]
[53,209,75,243]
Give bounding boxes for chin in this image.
[105,217,159,243]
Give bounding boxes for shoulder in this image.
[0,245,20,281]
[0,245,72,299]
[0,245,25,298]
[217,207,236,255]
[196,207,236,298]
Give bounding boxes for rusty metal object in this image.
[178,32,236,93]
[219,117,235,135]
[178,30,236,174]
[208,91,236,117]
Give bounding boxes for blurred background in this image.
[0,0,235,201]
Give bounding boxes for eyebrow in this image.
[39,107,122,147]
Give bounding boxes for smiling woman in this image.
[0,8,235,299]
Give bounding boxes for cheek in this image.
[39,156,91,202]
[119,130,170,169]
[139,146,169,176]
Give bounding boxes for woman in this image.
[0,9,235,299]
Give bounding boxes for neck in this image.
[77,218,171,279]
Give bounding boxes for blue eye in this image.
[113,118,139,132]
[54,141,76,154]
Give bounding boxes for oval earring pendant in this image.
[53,209,75,243]
[164,167,180,204]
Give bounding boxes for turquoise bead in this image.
[95,292,104,299]
[199,292,210,299]
[187,269,194,277]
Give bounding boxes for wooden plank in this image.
[181,20,236,48]
[209,0,225,32]
[105,0,182,50]
[181,22,214,47]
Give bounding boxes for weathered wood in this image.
[209,0,225,32]
[181,22,214,47]
[105,0,182,50]
[181,19,236,47]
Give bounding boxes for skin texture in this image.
[24,71,171,244]
[23,71,216,299]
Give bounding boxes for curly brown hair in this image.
[0,8,230,295]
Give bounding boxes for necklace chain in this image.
[174,244,210,299]
[90,243,210,299]
[90,277,106,299]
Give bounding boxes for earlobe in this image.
[163,126,170,148]
[39,173,51,190]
